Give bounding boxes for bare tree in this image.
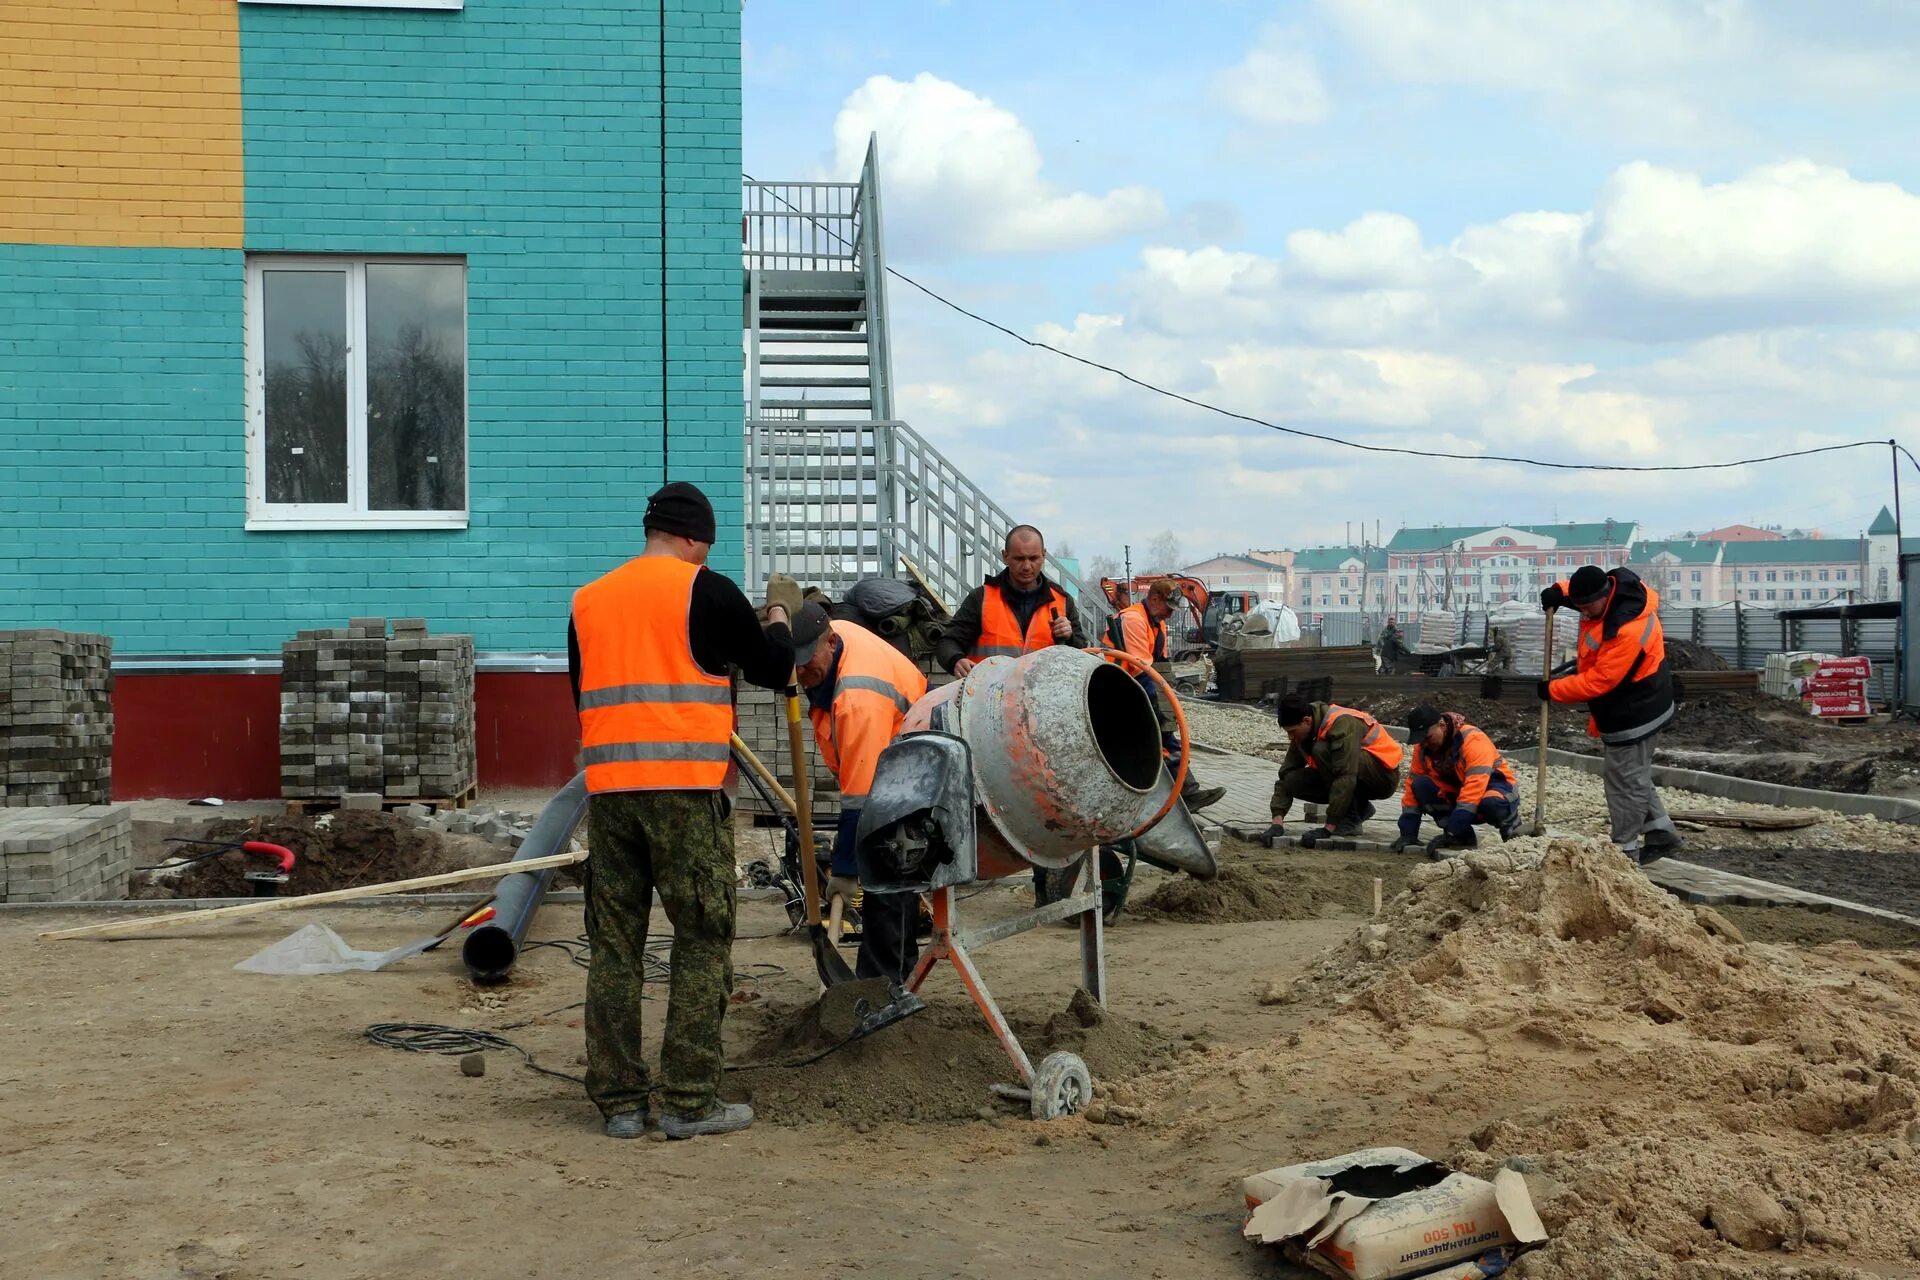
[1141,530,1183,575]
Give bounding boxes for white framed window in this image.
[246,255,468,530]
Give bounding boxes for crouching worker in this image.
[1262,695,1403,848]
[1393,706,1521,857]
[791,601,929,983]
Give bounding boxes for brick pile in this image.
[0,804,133,902]
[280,619,475,801]
[0,629,113,807]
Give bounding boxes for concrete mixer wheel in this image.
[1029,1052,1093,1121]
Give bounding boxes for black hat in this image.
[790,600,833,666]
[1406,705,1444,738]
[1566,565,1612,606]
[1276,693,1315,727]
[643,481,717,545]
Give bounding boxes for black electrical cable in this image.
[742,169,1889,476]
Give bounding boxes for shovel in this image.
[1531,607,1555,836]
[785,685,857,988]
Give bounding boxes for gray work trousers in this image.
[1602,734,1677,847]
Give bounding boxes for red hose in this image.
[242,841,296,874]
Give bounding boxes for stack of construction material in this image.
[0,629,113,807]
[1413,611,1459,654]
[384,618,477,798]
[1214,644,1375,702]
[0,803,133,901]
[280,619,475,802]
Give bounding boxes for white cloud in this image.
[831,73,1166,254]
[1125,160,1920,345]
[1215,27,1329,126]
[1588,160,1920,307]
[1322,0,1915,138]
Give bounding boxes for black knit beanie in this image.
[644,481,717,544]
[1566,565,1611,605]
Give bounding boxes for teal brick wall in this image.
[0,0,742,653]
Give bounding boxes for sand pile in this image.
[1155,838,1920,1277]
[1133,860,1382,924]
[725,987,1188,1127]
[132,812,485,898]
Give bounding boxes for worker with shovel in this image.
[1108,577,1227,814]
[1261,694,1404,848]
[1537,565,1681,864]
[568,481,800,1141]
[1391,706,1521,857]
[791,601,929,982]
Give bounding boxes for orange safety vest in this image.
[1402,715,1515,812]
[572,556,734,794]
[1548,575,1672,741]
[1106,602,1166,665]
[809,621,928,806]
[970,580,1071,662]
[1311,704,1405,773]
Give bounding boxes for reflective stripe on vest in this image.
[572,556,733,793]
[810,621,929,806]
[1313,703,1405,772]
[970,581,1067,663]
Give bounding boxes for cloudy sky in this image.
[744,1,1920,565]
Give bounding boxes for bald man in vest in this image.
[791,601,929,982]
[935,524,1087,677]
[567,481,799,1141]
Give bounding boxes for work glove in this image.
[1390,835,1416,854]
[764,572,803,622]
[1535,680,1552,702]
[1539,584,1565,611]
[1299,827,1328,849]
[824,873,858,906]
[1425,833,1457,859]
[1257,822,1284,849]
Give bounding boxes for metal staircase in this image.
[743,139,1089,615]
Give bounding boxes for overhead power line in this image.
[743,171,1889,475]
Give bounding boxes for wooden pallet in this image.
[283,782,478,817]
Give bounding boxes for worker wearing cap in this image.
[935,524,1086,677]
[567,481,801,1142]
[1107,578,1226,814]
[1538,565,1680,863]
[1262,694,1404,848]
[791,601,929,982]
[1393,706,1520,857]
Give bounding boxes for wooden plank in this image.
[1666,808,1824,831]
[38,849,585,941]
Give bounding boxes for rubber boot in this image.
[603,1110,649,1139]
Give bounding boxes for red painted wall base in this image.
[111,671,580,801]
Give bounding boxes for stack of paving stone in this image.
[0,803,133,902]
[0,629,114,807]
[280,619,475,802]
[734,686,840,823]
[383,618,476,799]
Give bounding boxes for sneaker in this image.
[1615,841,1642,860]
[660,1101,754,1140]
[1643,829,1685,854]
[603,1110,649,1139]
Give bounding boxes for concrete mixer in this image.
[854,645,1218,1119]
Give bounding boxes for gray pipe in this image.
[462,772,590,983]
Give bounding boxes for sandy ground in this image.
[6,832,1920,1280]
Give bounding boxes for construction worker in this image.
[1538,565,1680,863]
[1107,578,1226,813]
[568,481,800,1141]
[1262,694,1404,849]
[1376,618,1405,674]
[790,601,929,983]
[1392,705,1521,857]
[936,524,1085,676]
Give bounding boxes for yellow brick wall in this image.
[0,0,242,249]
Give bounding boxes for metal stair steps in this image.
[757,331,869,344]
[760,376,871,388]
[760,353,869,365]
[760,397,874,410]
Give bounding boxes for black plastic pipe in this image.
[462,772,589,984]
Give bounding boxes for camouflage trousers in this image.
[583,789,736,1120]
